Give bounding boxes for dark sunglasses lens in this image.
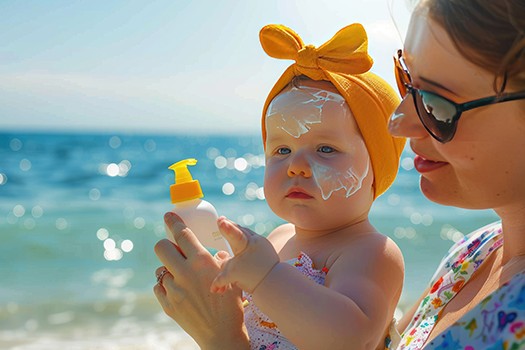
[414,91,458,142]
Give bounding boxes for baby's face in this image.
[263,80,374,231]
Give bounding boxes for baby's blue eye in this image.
[277,147,291,155]
[318,146,336,153]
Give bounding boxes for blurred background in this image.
[0,0,499,349]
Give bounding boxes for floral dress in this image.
[399,221,525,350]
[242,252,329,350]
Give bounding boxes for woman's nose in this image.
[287,153,312,178]
[388,95,429,140]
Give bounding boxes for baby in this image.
[211,24,405,350]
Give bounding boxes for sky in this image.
[0,0,412,135]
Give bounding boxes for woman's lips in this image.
[414,155,447,173]
[286,191,313,199]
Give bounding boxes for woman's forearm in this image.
[199,325,250,350]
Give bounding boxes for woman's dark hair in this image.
[423,0,525,93]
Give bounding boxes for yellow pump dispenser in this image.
[169,159,203,203]
[165,158,233,256]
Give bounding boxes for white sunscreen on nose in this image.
[165,158,233,256]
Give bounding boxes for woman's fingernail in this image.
[216,250,229,259]
[164,212,176,224]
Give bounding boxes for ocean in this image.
[0,132,500,349]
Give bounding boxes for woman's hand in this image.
[154,212,249,350]
[210,216,280,294]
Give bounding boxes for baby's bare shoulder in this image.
[266,223,295,250]
[329,232,404,280]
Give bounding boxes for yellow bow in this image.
[260,24,373,80]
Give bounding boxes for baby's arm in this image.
[211,217,404,350]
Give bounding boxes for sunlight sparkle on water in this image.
[224,148,236,158]
[121,240,133,252]
[234,158,248,171]
[242,214,255,226]
[118,160,131,177]
[440,224,464,242]
[104,248,123,261]
[10,138,22,151]
[104,238,116,250]
[222,183,235,195]
[13,204,25,217]
[226,157,235,170]
[206,147,220,159]
[32,206,43,218]
[394,227,406,239]
[0,173,7,185]
[214,156,227,169]
[134,217,145,229]
[24,218,36,229]
[388,193,400,206]
[255,222,267,234]
[243,182,263,201]
[422,214,433,226]
[410,213,422,225]
[56,218,68,230]
[97,228,109,240]
[109,136,121,149]
[405,227,417,239]
[106,163,119,177]
[401,157,414,171]
[6,212,18,224]
[20,159,31,171]
[144,139,156,152]
[89,188,101,200]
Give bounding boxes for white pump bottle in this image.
[165,158,233,256]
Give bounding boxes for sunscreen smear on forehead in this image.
[165,159,233,255]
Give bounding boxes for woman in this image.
[154,0,525,348]
[388,0,525,348]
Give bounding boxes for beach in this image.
[0,132,499,349]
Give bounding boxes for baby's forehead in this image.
[266,83,361,140]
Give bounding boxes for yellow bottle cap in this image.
[168,159,203,204]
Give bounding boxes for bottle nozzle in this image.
[168,159,203,204]
[169,158,197,184]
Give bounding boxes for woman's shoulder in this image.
[448,221,502,253]
[429,220,503,286]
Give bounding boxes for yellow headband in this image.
[260,24,405,199]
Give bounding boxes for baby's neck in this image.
[276,216,379,269]
[293,214,375,241]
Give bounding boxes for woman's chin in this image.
[419,177,457,207]
[420,177,482,209]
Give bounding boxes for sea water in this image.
[0,132,499,349]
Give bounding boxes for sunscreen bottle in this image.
[165,159,233,256]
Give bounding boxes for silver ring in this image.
[156,269,168,285]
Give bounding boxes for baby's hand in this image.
[210,216,279,294]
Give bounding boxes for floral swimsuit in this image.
[242,252,328,350]
[399,221,525,350]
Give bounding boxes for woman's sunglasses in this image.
[394,49,525,143]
